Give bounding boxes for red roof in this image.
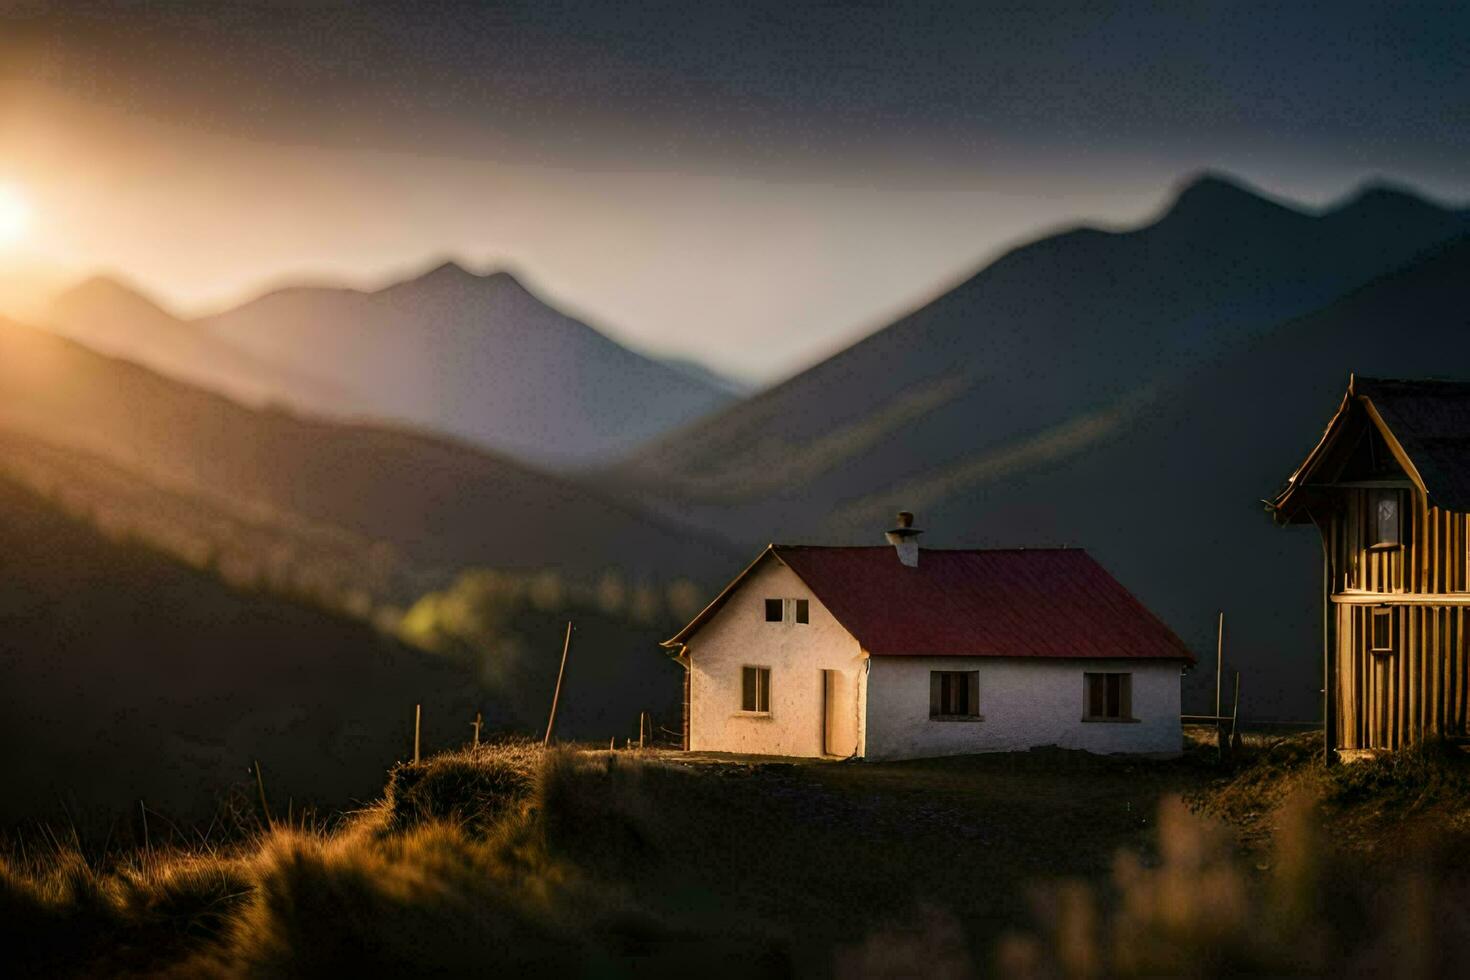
[665,545,1194,662]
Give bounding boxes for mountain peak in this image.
[390,262,539,303]
[50,274,176,322]
[1326,179,1457,223]
[418,259,479,282]
[1176,170,1255,198]
[57,273,150,303]
[1161,172,1295,224]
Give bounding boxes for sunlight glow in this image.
[0,183,34,247]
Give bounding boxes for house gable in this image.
[1271,375,1470,523]
[660,544,892,659]
[680,558,864,758]
[680,558,857,662]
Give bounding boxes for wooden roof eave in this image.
[1269,385,1355,523]
[1359,395,1430,501]
[1270,381,1433,523]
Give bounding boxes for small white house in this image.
[662,514,1193,760]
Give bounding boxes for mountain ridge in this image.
[610,172,1470,497]
[46,274,353,413]
[47,261,743,468]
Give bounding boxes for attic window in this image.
[1083,673,1133,722]
[930,671,980,720]
[764,598,810,624]
[1371,608,1394,653]
[1370,489,1402,548]
[741,666,771,712]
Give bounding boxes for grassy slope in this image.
[1195,730,1470,856]
[0,472,480,831]
[0,314,742,608]
[10,735,1470,977]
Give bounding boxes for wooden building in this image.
[1269,376,1470,756]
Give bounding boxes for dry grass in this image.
[994,791,1470,978]
[2,742,784,977]
[379,738,542,836]
[1195,730,1470,854]
[0,846,252,976]
[7,736,1470,976]
[195,823,591,976]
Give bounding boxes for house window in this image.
[741,666,771,712]
[929,670,980,719]
[1084,673,1133,721]
[764,598,810,624]
[1370,490,1401,548]
[1371,608,1394,653]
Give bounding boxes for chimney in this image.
[884,511,923,567]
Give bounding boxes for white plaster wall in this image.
[686,561,865,757]
[864,657,1183,760]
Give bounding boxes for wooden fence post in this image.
[639,711,647,749]
[254,760,273,826]
[140,800,151,861]
[1230,671,1243,753]
[413,704,422,764]
[1215,611,1225,722]
[543,622,573,747]
[471,711,482,749]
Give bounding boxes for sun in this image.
[0,183,34,247]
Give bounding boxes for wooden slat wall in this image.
[1334,489,1470,748]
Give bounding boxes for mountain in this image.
[0,315,743,610]
[0,468,480,828]
[47,275,348,412]
[608,175,1469,532]
[194,262,738,467]
[604,174,1470,720]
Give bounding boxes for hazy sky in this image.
[2,1,1467,382]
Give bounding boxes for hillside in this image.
[0,315,742,608]
[0,471,480,828]
[7,737,1470,976]
[610,175,1469,527]
[190,262,737,466]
